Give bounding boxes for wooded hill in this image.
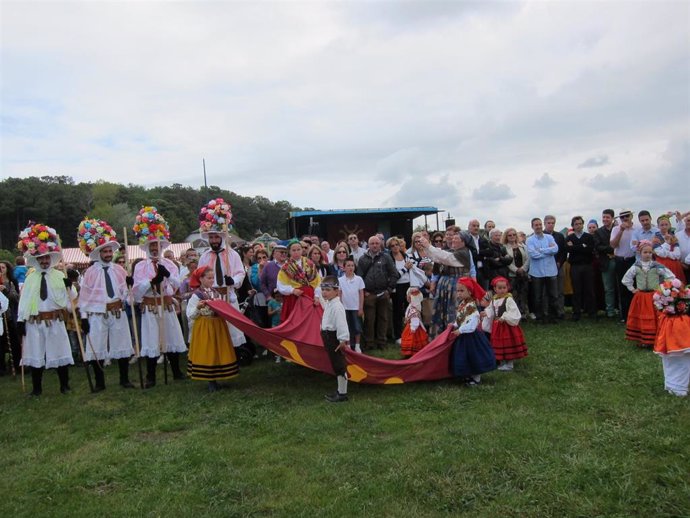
[0,176,310,251]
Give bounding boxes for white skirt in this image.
[22,320,75,369]
[84,313,134,361]
[140,308,187,358]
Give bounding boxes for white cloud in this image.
[584,171,630,190]
[473,181,515,201]
[578,155,610,168]
[533,173,557,189]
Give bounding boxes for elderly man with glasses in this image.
[610,209,638,323]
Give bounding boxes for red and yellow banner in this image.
[207,297,455,384]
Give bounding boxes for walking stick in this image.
[57,236,95,393]
[123,228,145,388]
[222,223,231,304]
[20,335,25,393]
[3,312,15,378]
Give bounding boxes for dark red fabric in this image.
[207,297,455,384]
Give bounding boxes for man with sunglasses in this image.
[348,234,366,262]
[610,209,637,322]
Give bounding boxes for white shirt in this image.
[320,296,350,342]
[339,274,364,310]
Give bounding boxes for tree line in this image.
[0,176,311,252]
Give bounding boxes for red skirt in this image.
[280,286,315,322]
[654,314,690,355]
[625,291,658,345]
[655,256,685,280]
[490,321,528,360]
[400,324,429,357]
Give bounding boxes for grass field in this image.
[1,318,688,517]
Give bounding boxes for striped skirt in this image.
[188,316,239,381]
[490,321,528,361]
[625,291,658,346]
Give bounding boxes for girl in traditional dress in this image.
[482,276,528,372]
[450,277,496,386]
[276,240,321,321]
[622,241,676,347]
[400,287,429,358]
[186,266,239,392]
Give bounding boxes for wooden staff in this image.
[222,223,231,304]
[20,335,25,393]
[123,228,144,389]
[57,236,95,393]
[2,312,15,378]
[153,258,168,385]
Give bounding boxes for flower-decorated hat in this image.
[78,218,120,261]
[199,198,233,239]
[133,206,171,251]
[17,222,62,268]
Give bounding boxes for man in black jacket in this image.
[463,219,490,289]
[593,209,617,317]
[566,216,596,320]
[357,236,399,350]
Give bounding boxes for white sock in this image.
[355,343,361,353]
[337,375,348,395]
[506,361,514,370]
[472,374,481,383]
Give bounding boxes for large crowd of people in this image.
[0,206,688,400]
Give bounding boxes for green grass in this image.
[1,319,688,517]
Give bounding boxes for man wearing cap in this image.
[132,207,187,387]
[77,219,135,391]
[16,223,75,396]
[610,209,638,322]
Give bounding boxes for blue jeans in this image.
[600,259,618,316]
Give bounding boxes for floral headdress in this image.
[78,218,119,260]
[653,279,690,316]
[133,206,170,249]
[199,198,233,238]
[17,222,61,257]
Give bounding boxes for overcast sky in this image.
[2,0,688,232]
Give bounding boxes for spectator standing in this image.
[526,218,560,324]
[566,216,597,320]
[630,210,658,258]
[674,211,690,283]
[338,258,364,353]
[387,236,413,345]
[502,228,530,317]
[593,209,618,318]
[482,229,513,285]
[321,241,334,264]
[543,215,567,319]
[357,236,399,350]
[610,209,638,322]
[463,220,490,289]
[348,234,366,263]
[653,214,684,280]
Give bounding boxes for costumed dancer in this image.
[76,218,135,391]
[652,279,690,397]
[186,266,239,392]
[196,199,248,354]
[132,207,187,387]
[319,275,350,403]
[622,241,676,347]
[277,240,322,321]
[400,287,429,359]
[449,277,496,386]
[482,276,528,372]
[16,223,75,396]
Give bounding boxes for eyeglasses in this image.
[433,239,443,243]
[337,251,347,254]
[348,237,357,241]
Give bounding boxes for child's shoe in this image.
[354,344,362,353]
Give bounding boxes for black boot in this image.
[93,361,105,392]
[207,380,221,392]
[118,358,135,388]
[167,352,186,380]
[144,357,157,389]
[57,365,70,394]
[30,367,44,396]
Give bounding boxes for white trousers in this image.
[140,308,187,358]
[21,320,75,369]
[84,313,134,361]
[661,354,690,396]
[227,299,246,347]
